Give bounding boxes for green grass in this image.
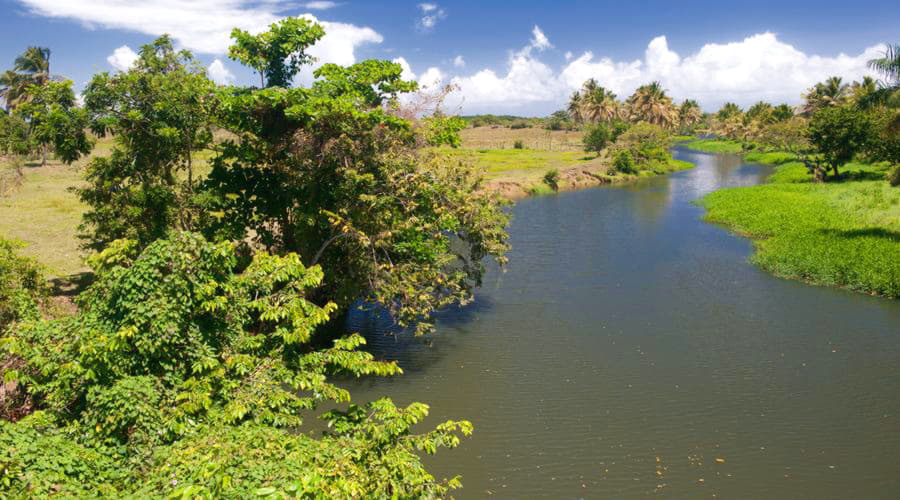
[683,138,744,154]
[672,134,697,142]
[700,158,900,297]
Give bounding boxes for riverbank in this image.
[452,126,693,199]
[696,147,900,298]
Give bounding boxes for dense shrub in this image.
[0,238,45,332]
[543,169,560,191]
[0,232,472,496]
[582,123,610,155]
[888,164,900,187]
[609,123,674,173]
[513,139,525,149]
[613,149,636,174]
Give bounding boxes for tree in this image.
[771,103,795,122]
[75,35,217,250]
[678,99,702,130]
[582,122,610,155]
[567,90,584,123]
[228,17,325,87]
[868,43,900,87]
[14,80,92,166]
[716,102,742,121]
[581,83,620,123]
[0,47,53,111]
[201,18,509,334]
[626,82,677,127]
[745,101,774,124]
[807,106,872,179]
[801,76,849,115]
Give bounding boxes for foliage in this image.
[13,80,92,164]
[76,35,217,251]
[613,149,636,174]
[807,106,872,179]
[513,139,525,149]
[1,232,472,496]
[771,104,795,122]
[0,47,52,111]
[865,107,900,170]
[202,18,509,334]
[0,238,45,333]
[626,82,677,127]
[582,122,610,154]
[228,17,325,88]
[717,102,742,121]
[0,113,34,157]
[543,168,559,191]
[609,123,674,173]
[422,114,466,147]
[544,110,574,130]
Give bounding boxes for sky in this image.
[1,0,898,116]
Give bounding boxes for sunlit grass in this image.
[701,157,899,297]
[683,138,744,154]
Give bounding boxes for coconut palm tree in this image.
[567,91,584,123]
[678,99,702,129]
[581,85,620,123]
[745,101,774,124]
[716,102,742,121]
[1,46,55,111]
[801,76,849,115]
[0,70,27,111]
[626,81,677,127]
[771,104,794,122]
[868,43,900,87]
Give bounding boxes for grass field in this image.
[701,155,900,297]
[682,138,744,154]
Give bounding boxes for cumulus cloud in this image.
[392,56,444,90]
[416,2,446,32]
[453,55,465,68]
[207,59,235,85]
[17,0,381,68]
[443,29,882,113]
[106,45,138,71]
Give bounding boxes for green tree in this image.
[582,122,610,155]
[76,35,217,250]
[716,102,742,121]
[807,106,872,179]
[771,103,795,122]
[228,17,325,88]
[202,18,509,334]
[626,82,677,127]
[678,99,702,131]
[14,80,92,165]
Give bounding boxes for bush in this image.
[0,238,45,332]
[582,123,610,155]
[513,139,525,149]
[543,169,560,191]
[510,120,530,129]
[888,164,900,187]
[613,150,636,174]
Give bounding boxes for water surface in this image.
[349,148,900,498]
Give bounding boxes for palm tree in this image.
[626,81,677,127]
[771,104,794,122]
[801,76,848,115]
[745,101,773,123]
[567,91,584,123]
[678,99,702,129]
[1,46,54,111]
[582,85,620,123]
[716,102,742,121]
[868,43,900,87]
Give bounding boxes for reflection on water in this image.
[346,149,900,499]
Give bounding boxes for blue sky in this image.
[2,0,898,115]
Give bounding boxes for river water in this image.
[347,148,900,498]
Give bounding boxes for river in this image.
[347,147,900,498]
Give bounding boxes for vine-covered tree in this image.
[201,17,509,334]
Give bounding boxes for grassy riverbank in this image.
[700,151,900,297]
[682,137,744,154]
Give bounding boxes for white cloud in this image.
[393,56,417,81]
[564,51,573,61]
[453,55,465,68]
[17,0,381,69]
[207,59,235,85]
[418,66,444,89]
[529,25,553,52]
[106,45,138,71]
[445,30,882,113]
[301,1,338,9]
[416,2,446,32]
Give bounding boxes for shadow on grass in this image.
[834,170,888,182]
[50,271,95,297]
[819,227,900,243]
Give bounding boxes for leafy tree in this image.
[14,80,92,165]
[807,106,872,179]
[76,35,217,250]
[228,17,325,88]
[582,122,610,154]
[202,18,509,334]
[1,232,472,496]
[745,101,774,124]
